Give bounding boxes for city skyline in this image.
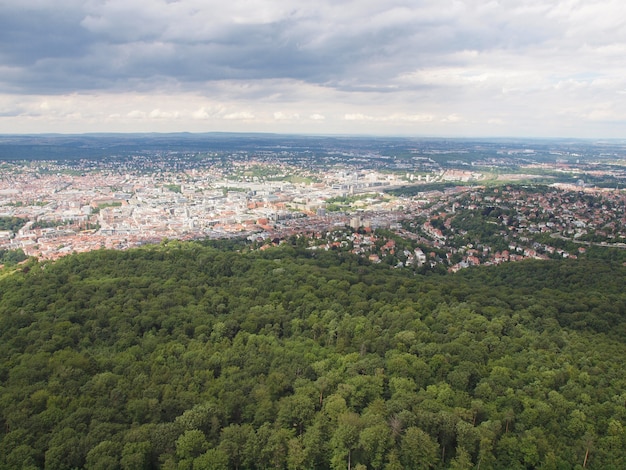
[2,1,626,138]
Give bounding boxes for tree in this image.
[495,434,525,470]
[176,430,209,460]
[384,449,403,470]
[449,447,473,470]
[218,424,254,470]
[301,415,331,469]
[330,412,363,470]
[44,427,86,470]
[287,436,307,470]
[176,402,224,444]
[193,448,229,470]
[277,391,317,435]
[4,444,39,470]
[400,427,438,470]
[85,440,122,470]
[120,441,152,470]
[359,423,393,470]
[455,420,480,458]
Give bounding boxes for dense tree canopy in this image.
[0,216,27,232]
[1,241,626,469]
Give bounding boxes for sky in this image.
[1,0,626,138]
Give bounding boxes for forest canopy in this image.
[1,241,626,469]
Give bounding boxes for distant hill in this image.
[2,132,624,163]
[1,241,625,469]
[0,133,409,160]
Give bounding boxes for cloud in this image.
[193,106,228,119]
[0,1,625,137]
[442,114,462,123]
[127,110,147,119]
[344,113,375,121]
[223,111,255,120]
[344,112,435,123]
[273,112,300,121]
[193,107,213,120]
[149,109,180,119]
[0,0,575,94]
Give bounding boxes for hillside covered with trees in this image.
[1,241,626,469]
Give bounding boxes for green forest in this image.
[2,241,626,469]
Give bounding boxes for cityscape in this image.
[2,134,626,268]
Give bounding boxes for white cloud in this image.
[149,109,180,119]
[127,110,147,119]
[273,112,300,121]
[392,114,434,123]
[223,111,255,120]
[344,113,375,121]
[343,113,434,123]
[442,114,462,123]
[192,108,212,120]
